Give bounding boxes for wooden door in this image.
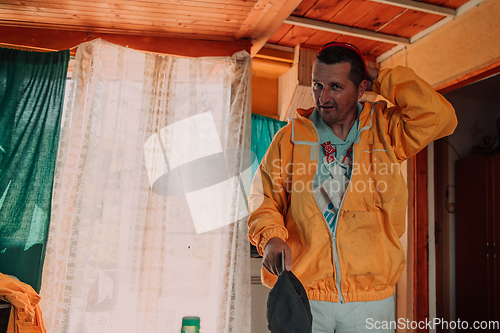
[491,155,500,324]
[455,155,490,327]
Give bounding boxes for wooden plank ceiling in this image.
[0,0,256,39]
[0,0,476,61]
[269,0,471,60]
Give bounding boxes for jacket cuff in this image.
[258,229,289,256]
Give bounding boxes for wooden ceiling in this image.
[0,0,480,61]
[1,0,265,39]
[269,0,472,61]
[0,0,301,56]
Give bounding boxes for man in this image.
[248,42,457,332]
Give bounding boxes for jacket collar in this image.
[293,103,372,144]
[291,107,318,144]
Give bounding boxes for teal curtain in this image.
[250,114,286,257]
[250,113,287,181]
[0,48,69,292]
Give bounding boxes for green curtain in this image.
[250,114,286,257]
[250,113,287,179]
[0,48,69,292]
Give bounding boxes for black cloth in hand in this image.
[267,270,313,333]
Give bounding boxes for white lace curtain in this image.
[40,39,252,333]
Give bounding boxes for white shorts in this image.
[310,294,395,333]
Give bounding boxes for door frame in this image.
[433,62,500,332]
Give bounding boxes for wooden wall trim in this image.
[414,147,430,332]
[436,60,500,94]
[0,25,251,57]
[396,159,414,333]
[434,138,451,333]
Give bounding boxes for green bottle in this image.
[181,316,200,333]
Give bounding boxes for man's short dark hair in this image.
[315,46,366,87]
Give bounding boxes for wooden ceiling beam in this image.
[370,0,456,17]
[284,16,410,45]
[235,0,275,40]
[253,47,294,63]
[247,0,304,56]
[0,26,250,57]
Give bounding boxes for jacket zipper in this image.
[331,157,353,304]
[308,121,348,304]
[333,104,375,302]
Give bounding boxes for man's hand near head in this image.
[262,237,292,276]
[364,66,380,92]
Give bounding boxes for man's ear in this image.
[357,80,368,99]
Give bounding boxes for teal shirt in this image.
[311,102,363,190]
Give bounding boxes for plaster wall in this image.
[380,0,500,89]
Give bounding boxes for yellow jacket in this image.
[248,66,457,303]
[0,273,45,333]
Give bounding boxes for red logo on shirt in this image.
[321,142,336,165]
[322,142,336,155]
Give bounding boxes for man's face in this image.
[312,60,365,126]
